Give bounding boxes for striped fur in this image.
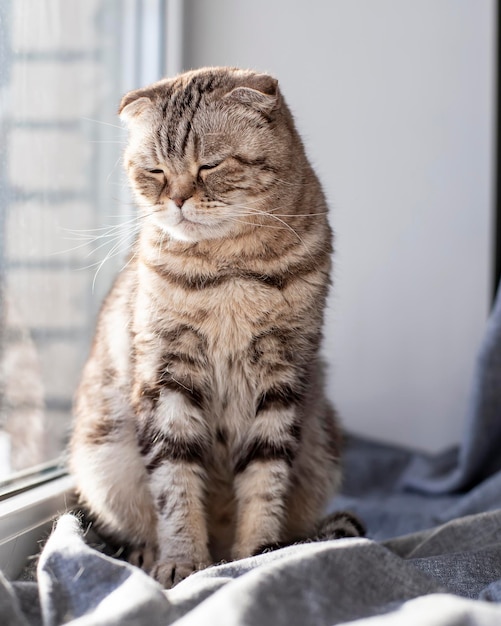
[70,67,350,588]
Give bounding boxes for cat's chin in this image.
[155,217,235,244]
[147,200,240,243]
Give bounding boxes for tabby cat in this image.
[70,67,362,588]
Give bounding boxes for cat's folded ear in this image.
[224,74,280,116]
[118,88,156,124]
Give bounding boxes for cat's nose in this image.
[172,196,187,208]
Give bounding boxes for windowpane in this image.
[0,0,135,480]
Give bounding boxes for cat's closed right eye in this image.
[198,162,222,172]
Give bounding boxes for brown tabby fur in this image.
[70,67,346,588]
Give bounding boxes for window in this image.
[0,0,177,578]
[0,0,171,487]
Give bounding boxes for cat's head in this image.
[119,67,298,243]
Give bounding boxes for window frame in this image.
[0,474,75,580]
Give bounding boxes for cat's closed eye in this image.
[148,169,165,175]
[198,161,222,173]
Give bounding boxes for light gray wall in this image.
[182,0,495,452]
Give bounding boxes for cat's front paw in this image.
[151,559,210,588]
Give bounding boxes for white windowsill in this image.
[0,474,75,580]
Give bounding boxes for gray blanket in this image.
[4,287,501,625]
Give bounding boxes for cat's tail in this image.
[254,510,366,555]
[314,510,366,540]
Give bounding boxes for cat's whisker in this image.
[119,250,138,274]
[101,212,147,220]
[106,153,127,185]
[227,207,327,220]
[269,176,321,189]
[61,215,145,235]
[75,249,129,273]
[53,228,137,256]
[109,181,133,188]
[57,228,138,252]
[61,214,148,237]
[73,239,133,271]
[54,214,142,261]
[280,212,328,217]
[75,259,113,272]
[60,228,131,242]
[52,241,101,256]
[84,227,140,259]
[217,215,287,230]
[230,204,306,245]
[204,207,280,226]
[234,204,328,247]
[60,226,124,237]
[91,232,135,292]
[116,199,167,211]
[81,116,127,132]
[157,230,166,262]
[230,196,328,216]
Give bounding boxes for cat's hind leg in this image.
[70,394,157,558]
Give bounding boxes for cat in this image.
[69,67,363,588]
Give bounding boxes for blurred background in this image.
[0,0,496,481]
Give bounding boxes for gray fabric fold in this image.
[401,283,501,494]
[4,510,501,625]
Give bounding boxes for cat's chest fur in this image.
[140,252,289,338]
[136,258,290,426]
